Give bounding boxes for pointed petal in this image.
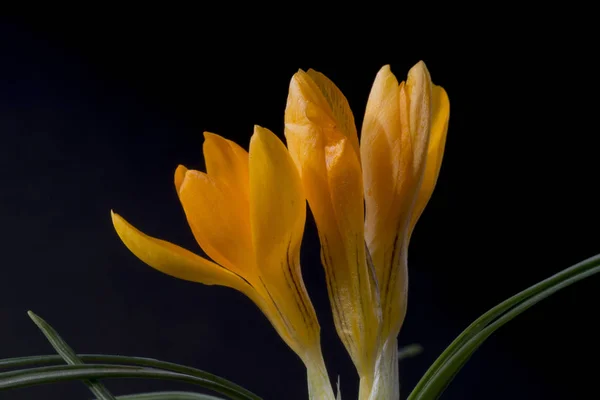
[306,69,359,158]
[176,168,254,277]
[361,66,411,276]
[360,66,416,343]
[249,125,321,355]
[111,211,252,292]
[285,71,381,378]
[409,84,450,236]
[111,211,298,351]
[361,62,438,349]
[405,61,433,170]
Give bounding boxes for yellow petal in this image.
[360,66,415,341]
[409,84,450,237]
[248,125,320,355]
[203,132,250,202]
[111,211,252,293]
[405,61,433,170]
[176,168,254,278]
[361,66,408,272]
[111,211,299,352]
[306,69,360,158]
[285,71,381,378]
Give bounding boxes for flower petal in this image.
[360,66,417,339]
[176,167,254,278]
[306,69,360,158]
[111,211,253,293]
[285,71,381,378]
[111,211,297,351]
[409,84,450,236]
[249,125,321,356]
[202,132,250,203]
[405,61,433,170]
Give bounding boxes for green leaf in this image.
[27,311,116,400]
[0,354,260,400]
[104,391,225,399]
[408,253,600,400]
[0,364,259,400]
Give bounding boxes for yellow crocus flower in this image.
[111,126,335,400]
[285,61,449,399]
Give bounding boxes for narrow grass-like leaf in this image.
[0,354,260,400]
[104,391,224,399]
[408,253,600,400]
[27,311,116,400]
[0,364,260,400]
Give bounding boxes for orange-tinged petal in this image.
[174,164,187,192]
[306,69,360,158]
[111,211,253,294]
[285,71,381,379]
[203,132,250,202]
[409,84,450,237]
[360,66,421,342]
[111,211,299,354]
[361,66,409,274]
[176,168,254,278]
[249,125,321,357]
[405,61,433,170]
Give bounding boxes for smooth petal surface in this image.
[112,211,298,352]
[361,66,414,286]
[285,70,381,379]
[111,211,254,295]
[203,132,250,203]
[249,126,320,352]
[405,61,433,171]
[409,84,450,237]
[176,166,254,278]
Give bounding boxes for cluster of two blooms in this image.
[111,61,450,400]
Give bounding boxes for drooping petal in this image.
[408,84,450,237]
[285,70,381,380]
[176,166,254,278]
[111,211,254,295]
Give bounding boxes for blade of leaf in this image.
[0,354,260,400]
[108,391,225,399]
[408,253,600,400]
[0,364,260,400]
[27,311,116,400]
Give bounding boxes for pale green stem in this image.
[306,351,336,400]
[362,338,400,400]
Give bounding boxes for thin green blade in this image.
[106,391,224,399]
[408,253,600,400]
[0,364,259,400]
[27,311,116,400]
[0,354,260,400]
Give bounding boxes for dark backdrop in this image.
[1,16,599,400]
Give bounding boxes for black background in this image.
[1,15,599,400]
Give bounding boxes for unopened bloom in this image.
[111,126,335,400]
[284,61,449,399]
